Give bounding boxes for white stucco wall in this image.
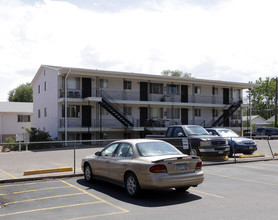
[32,68,58,139]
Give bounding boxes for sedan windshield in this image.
[217,129,238,138]
[137,142,182,157]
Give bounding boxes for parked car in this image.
[256,127,278,136]
[206,128,257,156]
[146,125,230,157]
[81,139,204,197]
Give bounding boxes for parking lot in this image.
[1,160,278,220]
[0,139,278,181]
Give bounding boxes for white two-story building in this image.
[31,65,256,141]
[0,102,33,143]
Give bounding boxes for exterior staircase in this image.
[97,89,134,127]
[211,100,243,127]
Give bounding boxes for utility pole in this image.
[275,77,277,127]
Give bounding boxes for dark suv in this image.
[256,127,278,136]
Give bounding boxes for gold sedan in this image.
[81,139,204,197]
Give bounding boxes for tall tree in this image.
[161,69,192,78]
[8,83,33,102]
[249,77,276,120]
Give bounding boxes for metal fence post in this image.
[231,137,237,163]
[267,137,275,158]
[73,140,76,174]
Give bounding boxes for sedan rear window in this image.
[136,142,182,157]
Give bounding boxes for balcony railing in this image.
[59,87,242,105]
[59,118,242,129]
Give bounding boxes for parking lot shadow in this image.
[76,178,202,207]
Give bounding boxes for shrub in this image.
[2,137,18,152]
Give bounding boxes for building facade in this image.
[31,65,255,141]
[0,102,33,142]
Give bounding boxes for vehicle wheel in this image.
[243,151,253,155]
[84,163,93,182]
[175,186,190,192]
[125,172,140,197]
[228,148,234,157]
[190,147,200,156]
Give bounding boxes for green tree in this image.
[8,83,33,102]
[249,77,276,120]
[161,69,192,78]
[26,127,52,142]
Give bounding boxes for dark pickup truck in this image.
[147,125,230,157]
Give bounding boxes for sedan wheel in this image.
[190,147,199,156]
[84,164,93,182]
[125,173,140,197]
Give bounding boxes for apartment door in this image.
[140,82,148,101]
[82,105,91,127]
[181,108,188,125]
[223,88,229,104]
[140,107,148,126]
[181,85,188,103]
[82,78,92,98]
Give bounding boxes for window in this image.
[68,77,80,90]
[124,80,132,90]
[166,108,180,119]
[100,79,108,88]
[18,115,31,122]
[212,87,218,95]
[167,84,179,95]
[173,127,184,137]
[212,109,218,117]
[44,82,47,91]
[195,109,201,117]
[123,106,132,115]
[62,105,80,118]
[38,85,40,94]
[101,143,119,157]
[115,143,133,158]
[150,107,163,118]
[150,83,163,94]
[44,108,47,117]
[38,109,41,118]
[194,86,201,94]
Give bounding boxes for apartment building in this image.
[0,102,33,142]
[31,65,255,141]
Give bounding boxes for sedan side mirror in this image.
[178,132,185,137]
[95,151,101,156]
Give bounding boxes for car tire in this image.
[228,147,234,157]
[175,186,190,192]
[125,172,140,197]
[190,147,200,156]
[243,151,253,155]
[84,163,93,182]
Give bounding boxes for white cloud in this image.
[1,0,278,100]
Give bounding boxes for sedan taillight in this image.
[195,161,202,170]
[150,165,167,173]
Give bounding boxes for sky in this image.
[1,0,278,101]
